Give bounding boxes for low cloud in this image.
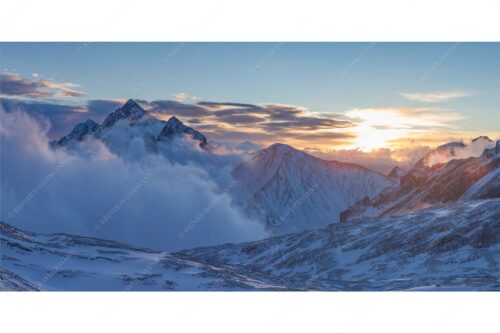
[4,95,487,161]
[424,136,496,167]
[0,108,267,251]
[304,146,432,174]
[0,98,123,139]
[400,91,472,102]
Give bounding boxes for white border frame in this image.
[1,0,500,41]
[1,1,499,332]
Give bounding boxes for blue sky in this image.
[1,42,499,153]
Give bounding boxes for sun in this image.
[342,109,411,152]
[353,124,392,152]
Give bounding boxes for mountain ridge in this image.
[231,142,396,234]
[341,138,500,221]
[51,99,208,148]
[3,197,499,291]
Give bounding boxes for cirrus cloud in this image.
[400,91,472,102]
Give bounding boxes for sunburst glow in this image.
[341,108,462,152]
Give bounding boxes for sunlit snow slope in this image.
[231,143,395,234]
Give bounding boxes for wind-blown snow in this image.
[424,137,495,167]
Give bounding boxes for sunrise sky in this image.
[1,42,499,170]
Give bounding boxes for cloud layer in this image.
[424,136,496,167]
[304,146,432,174]
[146,100,354,148]
[2,72,498,176]
[400,91,472,102]
[0,72,86,99]
[0,108,266,251]
[0,97,122,138]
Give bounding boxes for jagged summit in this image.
[472,135,492,143]
[51,118,99,147]
[101,99,147,128]
[231,142,395,234]
[157,116,207,147]
[121,99,142,110]
[166,116,182,126]
[51,99,208,149]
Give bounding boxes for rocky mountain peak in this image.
[157,116,207,147]
[101,99,147,128]
[472,135,492,143]
[50,118,100,147]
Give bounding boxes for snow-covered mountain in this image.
[50,103,395,235]
[2,198,499,291]
[46,100,498,248]
[341,138,500,221]
[231,143,396,235]
[183,198,500,291]
[51,99,208,152]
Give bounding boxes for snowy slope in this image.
[3,198,499,291]
[0,222,284,291]
[183,198,500,291]
[387,166,406,179]
[461,167,500,200]
[341,139,500,221]
[231,143,395,234]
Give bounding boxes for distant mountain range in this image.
[49,99,500,232]
[47,99,500,230]
[51,99,396,235]
[3,99,499,291]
